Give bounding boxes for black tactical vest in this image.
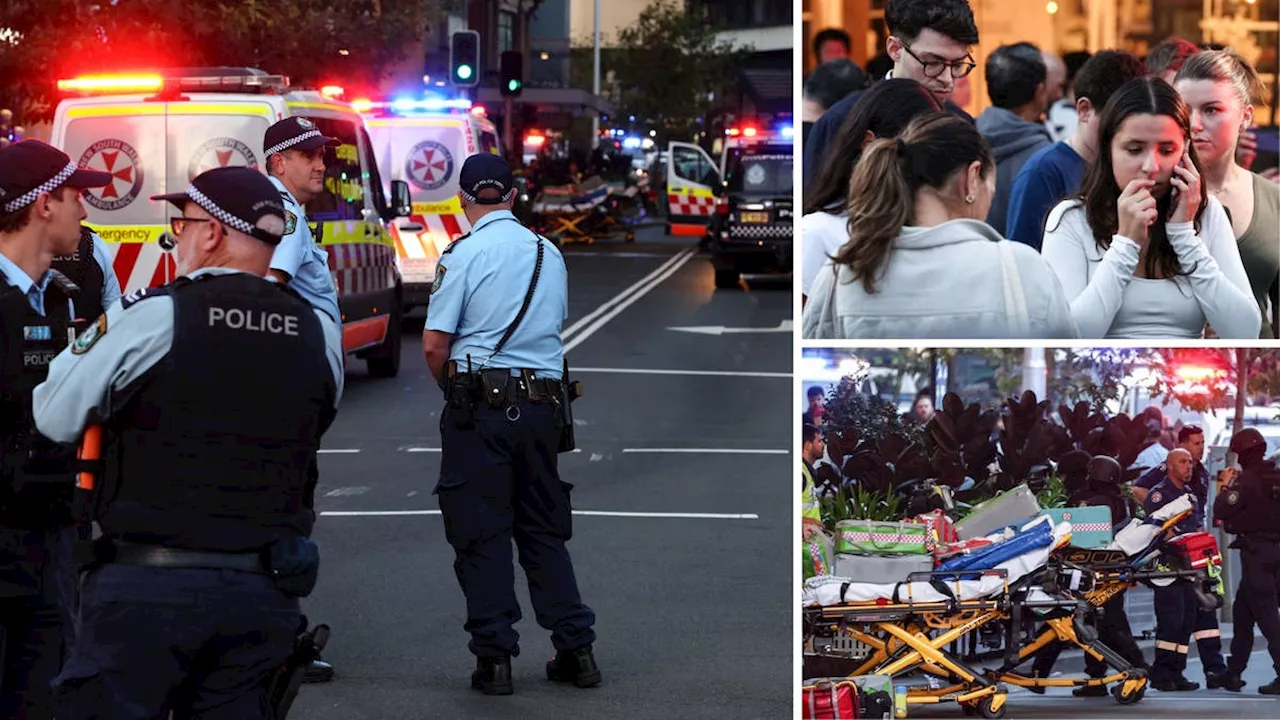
[0,277,77,531]
[49,226,106,333]
[98,272,336,553]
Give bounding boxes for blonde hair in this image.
[1175,48,1271,109]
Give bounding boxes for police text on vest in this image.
[209,307,299,336]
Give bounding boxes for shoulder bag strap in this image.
[996,241,1030,336]
[491,233,545,359]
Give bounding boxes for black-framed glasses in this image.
[170,217,213,235]
[900,44,976,79]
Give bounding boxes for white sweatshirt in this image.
[802,218,1077,339]
[800,210,849,298]
[1040,197,1261,338]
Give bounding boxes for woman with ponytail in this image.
[802,112,1074,339]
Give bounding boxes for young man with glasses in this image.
[802,0,979,189]
[1133,424,1230,686]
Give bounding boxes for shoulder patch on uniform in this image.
[1149,491,1161,504]
[71,313,107,355]
[431,264,448,295]
[120,286,164,310]
[284,210,298,235]
[1226,490,1239,505]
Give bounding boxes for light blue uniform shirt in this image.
[0,250,55,315]
[33,267,345,444]
[267,176,342,327]
[88,230,123,312]
[425,210,568,379]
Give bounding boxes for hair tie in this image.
[896,138,908,155]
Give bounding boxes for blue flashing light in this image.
[779,125,794,139]
[383,96,472,114]
[621,136,642,149]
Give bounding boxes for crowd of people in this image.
[800,0,1279,341]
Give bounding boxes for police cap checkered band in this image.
[264,129,323,157]
[150,166,287,245]
[0,140,112,215]
[458,153,514,205]
[187,184,257,235]
[3,161,78,213]
[263,117,339,159]
[460,182,516,205]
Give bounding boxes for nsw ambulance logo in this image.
[188,137,259,181]
[79,139,144,212]
[405,140,454,191]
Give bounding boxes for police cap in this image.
[459,153,515,205]
[151,167,287,245]
[263,116,340,158]
[0,140,111,215]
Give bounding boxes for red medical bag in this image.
[1169,532,1222,570]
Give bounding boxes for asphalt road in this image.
[292,230,794,719]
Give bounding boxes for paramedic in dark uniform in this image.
[48,223,123,654]
[1132,425,1228,685]
[423,153,599,696]
[1209,428,1280,695]
[264,115,343,683]
[0,139,111,720]
[31,166,343,719]
[1142,448,1203,692]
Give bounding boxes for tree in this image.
[568,0,751,145]
[0,0,454,120]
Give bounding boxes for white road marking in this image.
[324,486,371,497]
[561,249,692,342]
[573,367,790,379]
[621,448,789,455]
[564,250,696,353]
[320,509,759,519]
[667,319,793,335]
[404,447,441,453]
[318,449,361,454]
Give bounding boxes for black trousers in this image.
[1031,590,1147,679]
[1226,541,1280,677]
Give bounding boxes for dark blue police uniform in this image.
[1136,460,1227,678]
[0,139,113,720]
[1143,476,1205,689]
[31,168,342,719]
[426,154,598,695]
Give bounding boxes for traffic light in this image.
[450,30,480,87]
[500,50,523,97]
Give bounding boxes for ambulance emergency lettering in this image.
[405,140,454,191]
[79,139,144,211]
[188,137,259,180]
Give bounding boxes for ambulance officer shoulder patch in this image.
[71,314,108,355]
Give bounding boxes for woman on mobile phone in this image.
[1040,76,1259,338]
[1175,49,1280,338]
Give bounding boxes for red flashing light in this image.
[716,197,729,216]
[525,134,546,147]
[58,74,164,93]
[320,85,344,98]
[742,127,758,137]
[726,128,741,137]
[470,105,487,117]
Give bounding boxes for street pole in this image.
[591,0,600,149]
[1023,348,1047,402]
[504,95,514,163]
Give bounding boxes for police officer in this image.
[1209,428,1280,695]
[424,153,599,695]
[264,115,343,683]
[1143,448,1204,691]
[1133,425,1229,685]
[1031,455,1148,695]
[31,166,343,719]
[0,139,111,719]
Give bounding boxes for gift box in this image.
[1041,506,1114,549]
[834,520,929,556]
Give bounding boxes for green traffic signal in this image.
[506,79,521,92]
[456,64,474,81]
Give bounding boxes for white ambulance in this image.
[354,96,503,312]
[49,68,412,377]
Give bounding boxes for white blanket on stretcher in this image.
[804,517,1071,606]
[1106,494,1192,556]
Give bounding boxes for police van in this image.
[354,96,502,312]
[49,67,411,378]
[664,122,794,289]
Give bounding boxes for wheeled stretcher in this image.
[531,177,636,244]
[803,498,1220,717]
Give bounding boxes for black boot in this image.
[1073,684,1109,697]
[1208,671,1245,692]
[471,656,513,696]
[546,644,602,688]
[303,657,334,684]
[1259,678,1280,695]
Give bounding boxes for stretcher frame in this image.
[803,509,1219,716]
[533,182,636,245]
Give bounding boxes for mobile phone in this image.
[1226,451,1239,470]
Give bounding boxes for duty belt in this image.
[445,365,565,402]
[108,539,268,574]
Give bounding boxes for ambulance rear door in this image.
[665,141,722,238]
[365,116,473,297]
[53,97,173,293]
